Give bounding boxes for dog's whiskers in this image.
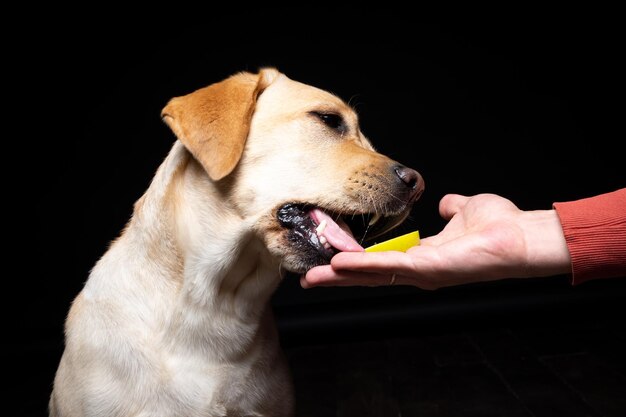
[359,223,371,246]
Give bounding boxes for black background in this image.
[21,8,626,416]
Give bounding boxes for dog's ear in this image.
[161,68,280,181]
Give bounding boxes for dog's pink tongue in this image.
[311,209,364,252]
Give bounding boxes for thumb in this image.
[439,194,470,220]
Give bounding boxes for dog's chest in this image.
[152,350,264,414]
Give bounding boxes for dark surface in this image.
[20,8,626,417]
[285,315,626,417]
[276,276,626,416]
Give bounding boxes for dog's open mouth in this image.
[277,203,406,262]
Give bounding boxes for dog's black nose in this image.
[394,165,425,202]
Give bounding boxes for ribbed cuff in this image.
[553,188,626,285]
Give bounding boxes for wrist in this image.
[522,209,572,277]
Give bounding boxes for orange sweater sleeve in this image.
[553,188,626,285]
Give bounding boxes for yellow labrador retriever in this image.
[50,68,424,416]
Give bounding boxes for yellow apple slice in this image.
[364,230,420,252]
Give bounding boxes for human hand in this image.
[301,193,571,290]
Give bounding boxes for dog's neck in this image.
[122,141,284,358]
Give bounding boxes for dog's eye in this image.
[311,111,346,133]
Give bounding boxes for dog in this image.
[49,67,424,416]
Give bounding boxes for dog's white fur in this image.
[50,68,422,416]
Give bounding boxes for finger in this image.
[301,265,330,288]
[330,250,411,273]
[300,274,312,288]
[439,194,470,220]
[304,265,399,287]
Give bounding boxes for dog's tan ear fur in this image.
[161,68,280,181]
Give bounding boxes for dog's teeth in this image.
[319,235,327,245]
[316,220,327,235]
[369,213,381,226]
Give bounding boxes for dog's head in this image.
[162,68,424,274]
